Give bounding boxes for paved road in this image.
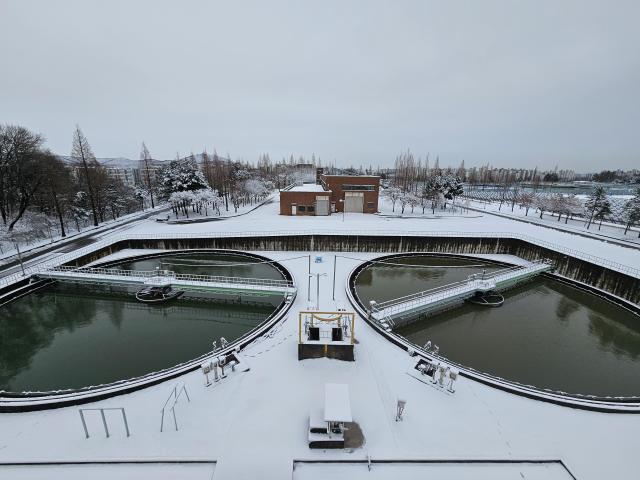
[0,207,169,280]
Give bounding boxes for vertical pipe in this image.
[121,408,131,437]
[183,385,191,402]
[79,410,89,439]
[172,406,178,431]
[307,255,311,302]
[100,409,110,438]
[316,273,320,310]
[332,255,337,300]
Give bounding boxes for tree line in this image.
[1,124,147,247]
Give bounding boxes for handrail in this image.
[1,229,638,291]
[38,266,295,289]
[372,261,551,316]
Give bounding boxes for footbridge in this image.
[369,260,553,330]
[35,266,296,297]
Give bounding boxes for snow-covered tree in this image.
[405,192,420,214]
[192,188,222,216]
[169,190,195,218]
[623,188,640,236]
[382,187,402,212]
[422,176,443,214]
[584,186,610,229]
[134,186,149,210]
[443,175,464,204]
[536,196,551,219]
[160,157,210,197]
[548,194,566,221]
[518,191,536,216]
[561,195,583,224]
[244,178,269,203]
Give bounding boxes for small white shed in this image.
[324,383,352,424]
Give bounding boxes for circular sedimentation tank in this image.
[0,251,290,394]
[352,253,640,398]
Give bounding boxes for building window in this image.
[367,202,375,208]
[307,205,315,213]
[342,184,375,191]
[298,205,306,212]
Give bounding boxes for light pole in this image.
[339,199,344,222]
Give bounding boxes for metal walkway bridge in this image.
[369,260,553,330]
[35,266,296,297]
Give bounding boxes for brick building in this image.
[279,184,332,216]
[279,175,380,216]
[320,175,380,213]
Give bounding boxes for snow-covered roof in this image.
[289,184,327,193]
[324,383,352,422]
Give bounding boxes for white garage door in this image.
[344,192,363,213]
[316,197,330,216]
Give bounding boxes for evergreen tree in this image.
[623,188,640,236]
[584,186,608,230]
[159,156,210,197]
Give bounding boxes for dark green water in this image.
[355,255,501,305]
[355,256,640,397]
[117,253,285,280]
[0,253,283,393]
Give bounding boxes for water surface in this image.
[355,255,640,397]
[0,252,284,392]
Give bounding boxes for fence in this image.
[42,265,295,290]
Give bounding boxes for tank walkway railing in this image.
[370,260,552,324]
[35,265,296,294]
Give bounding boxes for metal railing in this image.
[160,383,190,432]
[79,407,130,439]
[371,261,551,318]
[1,229,638,291]
[39,265,295,290]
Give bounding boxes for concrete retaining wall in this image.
[65,235,639,305]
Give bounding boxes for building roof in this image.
[288,184,327,193]
[324,383,352,422]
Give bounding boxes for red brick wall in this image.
[320,175,380,213]
[279,190,331,215]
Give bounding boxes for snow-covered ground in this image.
[1,197,639,479]
[0,204,171,265]
[462,197,640,246]
[116,197,640,271]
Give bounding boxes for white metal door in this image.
[316,198,329,216]
[291,205,297,215]
[344,193,363,213]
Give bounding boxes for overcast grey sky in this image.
[1,0,639,170]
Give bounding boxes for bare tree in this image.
[0,124,47,231]
[140,142,155,208]
[42,151,72,237]
[71,126,99,226]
